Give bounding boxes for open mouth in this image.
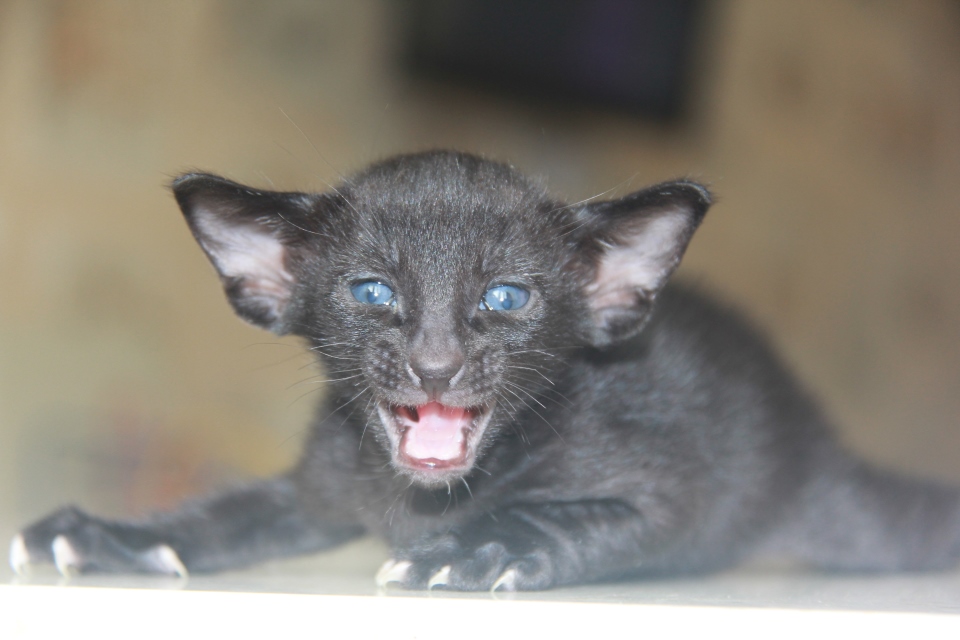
[377,401,493,477]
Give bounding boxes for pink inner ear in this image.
[586,212,689,312]
[194,208,294,315]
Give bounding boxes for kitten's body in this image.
[13,151,960,589]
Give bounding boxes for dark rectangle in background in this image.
[402,0,705,120]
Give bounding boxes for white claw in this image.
[52,535,80,577]
[375,558,411,587]
[143,544,189,578]
[9,534,30,575]
[427,565,451,590]
[491,567,519,592]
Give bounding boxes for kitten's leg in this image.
[12,475,364,576]
[380,499,657,591]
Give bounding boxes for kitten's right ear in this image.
[171,173,328,333]
[575,180,711,346]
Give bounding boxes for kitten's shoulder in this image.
[641,281,803,389]
[651,282,771,349]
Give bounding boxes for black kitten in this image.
[12,151,960,590]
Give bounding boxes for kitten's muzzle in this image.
[377,401,494,484]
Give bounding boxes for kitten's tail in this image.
[778,445,960,571]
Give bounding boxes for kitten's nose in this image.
[409,317,464,401]
[410,357,463,401]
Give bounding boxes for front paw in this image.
[11,506,187,577]
[377,532,557,592]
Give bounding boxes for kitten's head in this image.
[172,151,710,486]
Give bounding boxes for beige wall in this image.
[2,0,959,541]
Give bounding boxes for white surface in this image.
[5,537,960,638]
[5,585,960,640]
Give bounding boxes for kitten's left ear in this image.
[171,173,329,333]
[576,180,711,346]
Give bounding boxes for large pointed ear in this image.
[576,180,711,346]
[171,173,328,333]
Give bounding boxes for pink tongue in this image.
[400,402,470,461]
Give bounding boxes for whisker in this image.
[247,352,313,373]
[287,373,363,389]
[503,380,547,410]
[298,358,360,372]
[506,365,555,385]
[506,346,580,360]
[502,386,566,445]
[495,390,519,413]
[550,173,639,214]
[242,341,303,350]
[460,477,474,500]
[310,351,358,361]
[441,482,454,516]
[308,341,358,350]
[279,385,369,447]
[276,212,333,238]
[494,391,525,441]
[256,170,277,188]
[291,383,369,416]
[506,374,574,408]
[278,107,352,186]
[358,397,377,450]
[472,464,492,477]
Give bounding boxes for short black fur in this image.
[14,151,960,590]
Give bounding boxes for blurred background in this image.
[2,0,959,553]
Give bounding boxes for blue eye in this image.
[480,285,530,311]
[351,281,395,306]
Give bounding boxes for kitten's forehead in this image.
[349,151,540,200]
[357,195,545,293]
[350,154,542,222]
[344,153,559,272]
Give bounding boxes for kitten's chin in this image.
[377,401,494,485]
